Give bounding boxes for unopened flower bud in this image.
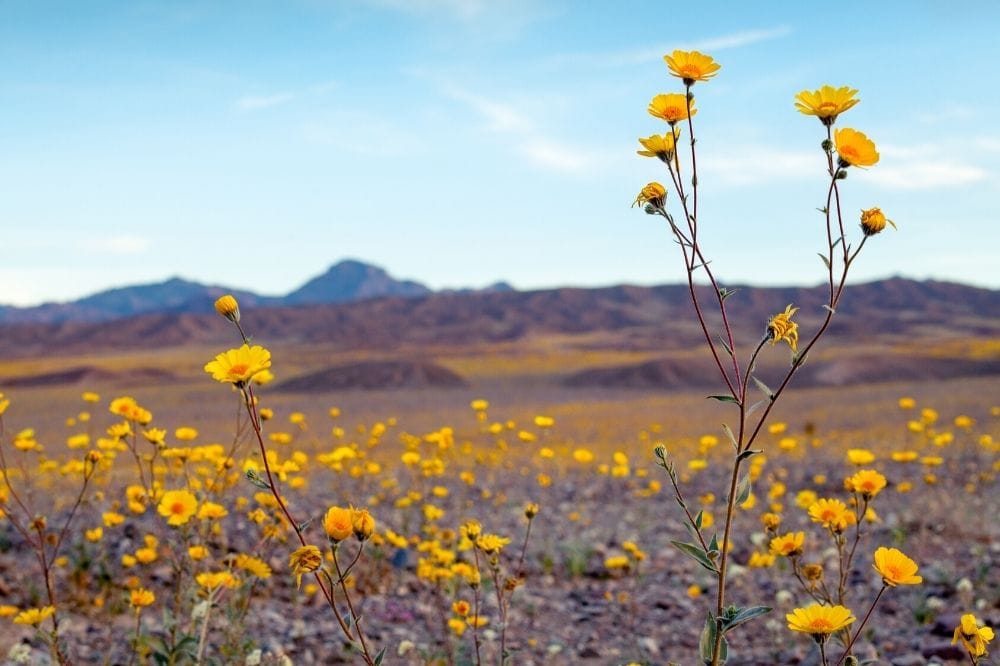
[860,207,893,236]
[214,295,240,323]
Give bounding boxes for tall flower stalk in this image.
[637,53,894,665]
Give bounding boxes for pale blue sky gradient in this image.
[2,1,998,306]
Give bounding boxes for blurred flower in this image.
[130,588,155,611]
[835,128,879,168]
[12,607,56,626]
[847,449,876,465]
[196,571,238,591]
[786,603,855,639]
[794,85,859,125]
[235,554,272,579]
[157,489,198,526]
[770,531,805,557]
[664,50,721,84]
[873,546,922,586]
[352,507,376,541]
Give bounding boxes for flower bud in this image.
[214,295,240,323]
[351,507,375,542]
[524,502,539,519]
[860,207,893,236]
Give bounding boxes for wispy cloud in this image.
[546,25,792,68]
[302,114,425,157]
[867,162,988,189]
[361,0,490,20]
[236,92,295,111]
[83,235,151,255]
[701,147,815,186]
[439,83,597,173]
[866,143,989,189]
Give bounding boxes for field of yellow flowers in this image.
[0,336,997,664]
[2,47,999,666]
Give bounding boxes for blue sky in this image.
[2,1,998,306]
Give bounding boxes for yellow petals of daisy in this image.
[786,604,855,638]
[636,128,681,163]
[664,50,721,84]
[12,606,56,626]
[648,93,696,125]
[835,127,880,168]
[204,344,272,387]
[794,85,859,125]
[157,489,198,526]
[860,207,896,236]
[873,546,922,586]
[129,588,155,611]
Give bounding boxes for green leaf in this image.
[719,287,738,302]
[721,424,738,449]
[671,540,719,573]
[817,252,831,270]
[707,394,739,404]
[721,605,773,633]
[699,613,717,665]
[715,335,734,357]
[244,469,271,490]
[747,398,768,416]
[693,510,704,530]
[733,473,752,507]
[751,376,774,400]
[736,448,761,463]
[374,647,387,665]
[708,533,720,556]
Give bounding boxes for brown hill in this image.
[0,365,177,388]
[0,278,996,358]
[561,354,1000,391]
[274,360,468,392]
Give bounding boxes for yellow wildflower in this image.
[786,604,855,639]
[12,606,56,626]
[196,571,238,590]
[130,588,155,610]
[860,207,895,236]
[648,93,696,124]
[770,531,805,557]
[289,545,322,588]
[157,489,198,526]
[204,344,272,386]
[636,128,681,163]
[873,547,922,586]
[664,50,721,84]
[794,85,859,125]
[213,294,240,323]
[835,128,879,168]
[952,613,994,659]
[846,469,887,499]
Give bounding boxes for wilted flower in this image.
[794,85,859,125]
[633,182,667,209]
[952,613,994,659]
[835,128,879,168]
[352,507,376,541]
[767,305,799,352]
[664,50,721,84]
[289,545,322,588]
[873,547,922,586]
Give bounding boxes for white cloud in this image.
[867,162,988,189]
[363,0,489,19]
[83,235,151,255]
[236,92,295,111]
[440,86,532,132]
[701,148,816,186]
[547,25,792,68]
[518,138,595,173]
[301,115,425,156]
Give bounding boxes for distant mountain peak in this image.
[284,259,431,305]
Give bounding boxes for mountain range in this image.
[0,273,996,361]
[0,259,513,325]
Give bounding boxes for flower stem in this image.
[835,584,887,666]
